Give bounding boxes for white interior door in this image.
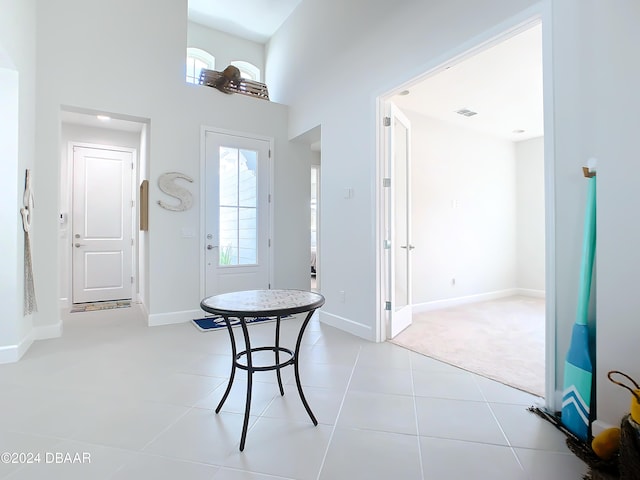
[386,103,413,338]
[204,130,271,296]
[72,145,133,303]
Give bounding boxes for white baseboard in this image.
[413,289,517,313]
[592,419,618,437]
[148,309,202,326]
[412,288,545,313]
[0,336,32,364]
[319,311,373,341]
[515,288,546,298]
[34,321,63,340]
[0,321,62,364]
[137,299,150,324]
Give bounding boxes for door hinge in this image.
[268,239,271,247]
[384,239,391,249]
[268,193,272,203]
[131,276,134,284]
[383,178,391,187]
[131,200,135,207]
[385,301,392,311]
[131,238,134,246]
[383,116,391,127]
[131,162,134,170]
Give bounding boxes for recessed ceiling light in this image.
[398,90,410,96]
[97,115,111,121]
[456,108,477,117]
[512,129,525,134]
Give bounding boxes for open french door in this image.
[384,103,413,338]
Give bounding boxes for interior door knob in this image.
[74,243,86,248]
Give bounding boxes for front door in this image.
[204,130,271,296]
[385,103,413,338]
[72,145,134,303]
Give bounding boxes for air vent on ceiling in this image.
[456,108,478,117]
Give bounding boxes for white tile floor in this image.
[0,305,588,479]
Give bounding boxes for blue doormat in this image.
[191,315,289,332]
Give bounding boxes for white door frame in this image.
[66,141,138,305]
[199,126,275,300]
[375,13,557,410]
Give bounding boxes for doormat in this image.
[70,300,131,313]
[192,315,290,332]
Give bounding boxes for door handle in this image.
[207,244,218,250]
[74,243,86,248]
[400,245,415,250]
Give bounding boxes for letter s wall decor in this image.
[157,172,194,211]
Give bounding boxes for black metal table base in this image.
[214,310,318,451]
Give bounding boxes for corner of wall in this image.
[148,309,202,327]
[319,311,375,342]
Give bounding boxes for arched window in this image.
[186,48,215,84]
[231,60,261,82]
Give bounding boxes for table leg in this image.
[293,309,318,426]
[239,316,252,451]
[215,315,237,413]
[274,315,285,396]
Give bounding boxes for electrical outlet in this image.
[451,278,456,286]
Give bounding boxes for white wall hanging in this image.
[21,169,37,315]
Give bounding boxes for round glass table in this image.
[200,289,325,451]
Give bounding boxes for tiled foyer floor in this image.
[0,305,587,479]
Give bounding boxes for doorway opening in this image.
[378,21,549,398]
[60,107,149,313]
[311,164,320,292]
[290,125,322,293]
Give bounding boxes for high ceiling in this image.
[392,24,543,142]
[188,0,303,44]
[187,2,542,144]
[62,8,543,146]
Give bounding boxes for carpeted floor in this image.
[391,295,545,397]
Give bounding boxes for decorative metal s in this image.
[157,172,193,212]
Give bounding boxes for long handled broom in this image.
[561,162,597,442]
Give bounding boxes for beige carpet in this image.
[392,295,545,397]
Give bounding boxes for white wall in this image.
[406,112,517,305]
[585,2,640,433]
[267,0,542,341]
[266,0,640,427]
[187,21,264,76]
[515,136,545,293]
[0,65,20,361]
[0,0,37,362]
[31,0,309,335]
